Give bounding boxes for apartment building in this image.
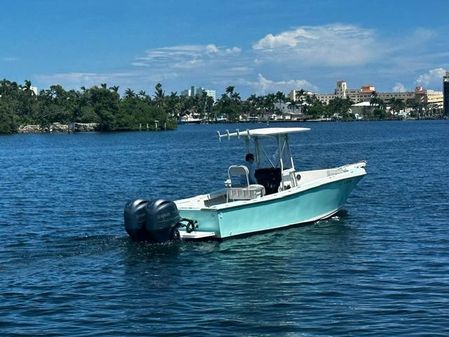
[290,81,443,109]
[181,86,216,102]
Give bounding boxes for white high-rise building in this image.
[181,86,216,102]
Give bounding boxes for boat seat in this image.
[226,165,265,201]
[280,168,298,190]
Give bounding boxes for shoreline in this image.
[2,117,446,135]
[182,116,446,125]
[17,122,99,134]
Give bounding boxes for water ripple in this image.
[1,121,449,336]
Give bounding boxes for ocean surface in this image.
[1,120,448,336]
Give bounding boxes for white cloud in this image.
[134,44,241,70]
[131,62,149,67]
[253,24,381,66]
[35,72,145,89]
[392,82,407,92]
[238,74,317,95]
[206,44,219,53]
[35,44,247,93]
[33,24,446,97]
[253,28,316,49]
[416,67,447,86]
[225,47,241,54]
[130,44,251,90]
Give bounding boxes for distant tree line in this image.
[0,80,179,134]
[0,79,442,134]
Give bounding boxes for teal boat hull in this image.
[178,174,364,239]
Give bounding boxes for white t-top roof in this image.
[222,127,310,139]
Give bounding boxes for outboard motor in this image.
[124,199,181,243]
[124,199,149,241]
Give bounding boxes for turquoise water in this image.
[1,120,449,336]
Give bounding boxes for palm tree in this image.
[294,89,306,103]
[22,80,34,96]
[287,99,299,113]
[246,94,258,116]
[138,90,150,101]
[274,91,286,115]
[388,98,405,117]
[197,91,209,118]
[154,83,165,108]
[225,86,235,97]
[275,91,286,103]
[124,88,136,99]
[264,93,276,113]
[154,83,164,98]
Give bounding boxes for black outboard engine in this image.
[124,199,149,240]
[124,199,181,243]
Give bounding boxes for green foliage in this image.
[389,98,405,114]
[327,97,354,118]
[3,78,433,135]
[304,96,327,118]
[0,100,17,134]
[213,86,242,122]
[0,80,178,134]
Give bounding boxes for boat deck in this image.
[204,194,227,207]
[176,163,367,210]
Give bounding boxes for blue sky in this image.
[1,0,448,97]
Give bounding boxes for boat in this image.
[124,127,367,242]
[177,116,203,124]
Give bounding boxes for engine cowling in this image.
[124,199,149,240]
[124,199,181,243]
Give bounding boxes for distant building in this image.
[444,71,449,117]
[288,90,315,102]
[274,102,302,114]
[349,101,373,119]
[290,81,443,110]
[181,86,216,102]
[273,102,304,120]
[204,89,216,102]
[417,87,444,110]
